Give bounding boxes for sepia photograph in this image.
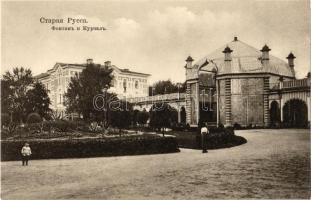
[1,0,310,199]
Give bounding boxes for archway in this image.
[283,99,308,127]
[270,101,280,127]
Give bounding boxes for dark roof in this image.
[185,56,194,62]
[260,44,271,52]
[222,46,233,53]
[286,52,296,59]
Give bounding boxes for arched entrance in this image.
[270,101,280,127]
[180,106,186,124]
[283,99,308,127]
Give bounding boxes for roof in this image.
[36,61,150,79]
[34,72,49,79]
[194,38,294,77]
[286,52,296,59]
[118,67,150,76]
[185,56,194,62]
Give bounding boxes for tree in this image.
[137,109,149,126]
[109,100,132,135]
[64,63,113,121]
[2,67,33,122]
[26,112,42,124]
[25,82,51,120]
[152,80,185,95]
[149,103,177,136]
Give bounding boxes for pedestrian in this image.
[201,122,209,153]
[21,143,32,166]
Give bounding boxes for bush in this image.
[233,122,242,130]
[1,136,180,161]
[1,113,11,126]
[27,113,42,124]
[168,127,246,149]
[48,120,77,132]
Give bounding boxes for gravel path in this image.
[1,129,310,199]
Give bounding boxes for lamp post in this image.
[102,84,109,128]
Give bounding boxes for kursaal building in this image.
[184,37,310,128]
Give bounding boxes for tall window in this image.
[123,79,127,93]
[135,81,139,89]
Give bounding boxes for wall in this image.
[230,78,264,126]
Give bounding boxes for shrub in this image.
[1,113,11,126]
[48,120,77,132]
[137,110,149,126]
[1,136,180,161]
[169,127,246,149]
[233,122,242,130]
[27,113,42,124]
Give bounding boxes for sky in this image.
[1,0,310,83]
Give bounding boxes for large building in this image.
[184,36,309,127]
[129,36,310,128]
[36,59,150,116]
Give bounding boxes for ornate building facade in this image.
[36,59,150,116]
[184,37,309,127]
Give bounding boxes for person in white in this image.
[21,143,32,166]
[201,123,209,153]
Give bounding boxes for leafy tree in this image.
[2,67,33,122]
[64,63,113,121]
[149,103,177,136]
[26,112,42,124]
[131,109,139,127]
[25,82,51,120]
[109,100,132,135]
[1,68,52,123]
[152,80,185,95]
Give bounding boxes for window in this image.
[123,79,127,93]
[135,81,139,89]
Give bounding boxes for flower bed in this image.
[1,136,180,161]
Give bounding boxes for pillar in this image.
[177,104,181,123]
[263,77,270,127]
[308,96,310,122]
[225,79,232,126]
[280,98,284,122]
[216,79,220,126]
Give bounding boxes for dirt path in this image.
[1,129,310,199]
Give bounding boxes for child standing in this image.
[21,143,32,166]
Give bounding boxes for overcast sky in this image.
[1,0,310,83]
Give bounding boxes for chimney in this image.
[104,61,111,67]
[185,56,194,68]
[286,52,296,68]
[86,58,93,65]
[222,46,233,61]
[260,44,271,61]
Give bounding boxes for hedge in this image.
[1,136,180,161]
[168,127,247,149]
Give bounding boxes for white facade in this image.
[36,59,150,115]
